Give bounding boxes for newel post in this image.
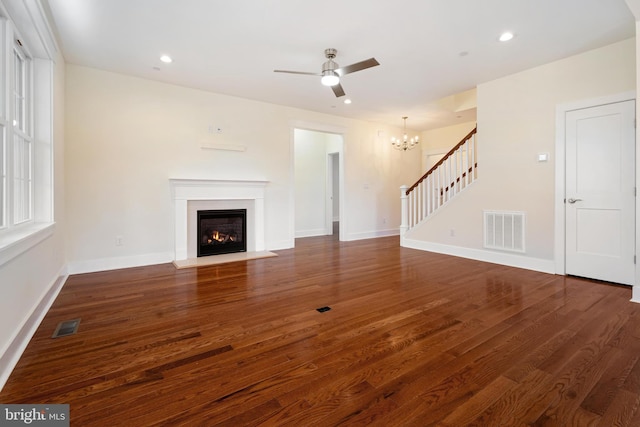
[400,185,408,238]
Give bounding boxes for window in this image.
[0,17,5,229]
[0,124,5,228]
[0,0,56,265]
[13,45,26,132]
[11,43,32,225]
[0,35,33,229]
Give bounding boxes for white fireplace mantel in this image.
[170,179,268,261]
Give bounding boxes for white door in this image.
[565,100,635,285]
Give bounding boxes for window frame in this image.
[0,123,5,229]
[0,0,56,266]
[0,16,6,230]
[1,24,34,229]
[10,39,33,226]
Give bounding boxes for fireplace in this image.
[170,178,268,263]
[197,209,247,257]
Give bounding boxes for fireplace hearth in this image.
[197,209,247,257]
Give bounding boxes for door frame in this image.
[326,152,340,235]
[290,120,346,246]
[554,91,636,280]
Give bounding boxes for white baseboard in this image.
[295,228,327,238]
[67,251,174,275]
[346,227,400,241]
[631,286,640,304]
[402,238,556,274]
[0,269,68,391]
[268,239,293,251]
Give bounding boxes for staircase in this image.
[400,126,477,235]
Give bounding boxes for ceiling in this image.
[43,0,635,131]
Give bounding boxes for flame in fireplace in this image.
[207,230,237,244]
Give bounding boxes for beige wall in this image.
[406,38,636,265]
[421,121,477,171]
[294,129,332,237]
[64,65,421,272]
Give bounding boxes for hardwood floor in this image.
[2,235,640,426]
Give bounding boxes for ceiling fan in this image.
[274,48,379,97]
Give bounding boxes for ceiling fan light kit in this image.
[275,48,379,97]
[321,71,339,86]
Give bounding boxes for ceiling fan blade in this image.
[274,70,320,76]
[332,83,346,97]
[335,58,379,76]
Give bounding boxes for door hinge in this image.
[635,255,637,265]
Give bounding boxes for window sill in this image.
[0,222,56,267]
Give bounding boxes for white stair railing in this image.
[401,127,477,235]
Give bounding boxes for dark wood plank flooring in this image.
[2,235,640,426]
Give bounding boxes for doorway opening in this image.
[293,127,344,242]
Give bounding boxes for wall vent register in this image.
[52,319,81,338]
[484,210,525,253]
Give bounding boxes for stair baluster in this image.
[400,126,477,235]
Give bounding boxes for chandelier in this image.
[391,116,419,151]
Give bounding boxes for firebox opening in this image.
[197,209,247,257]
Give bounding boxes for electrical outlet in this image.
[383,218,387,224]
[115,236,123,246]
[450,229,455,237]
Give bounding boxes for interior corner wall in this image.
[406,38,636,266]
[64,65,421,272]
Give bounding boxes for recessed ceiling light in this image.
[160,55,173,63]
[344,99,352,104]
[499,32,514,42]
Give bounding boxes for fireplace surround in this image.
[170,179,268,264]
